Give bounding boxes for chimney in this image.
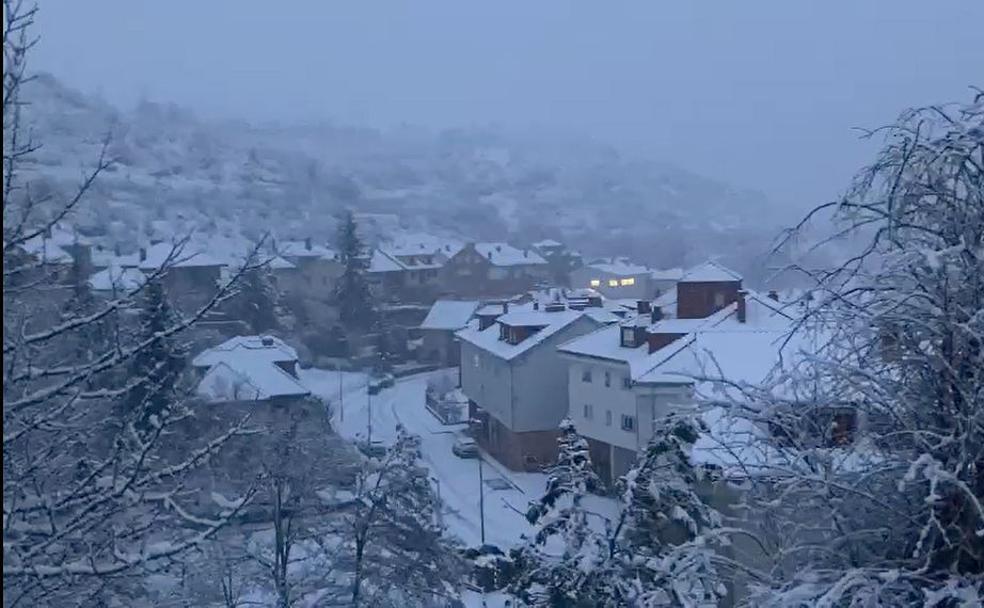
[139,247,147,262]
[304,237,312,251]
[637,300,652,315]
[523,249,528,258]
[737,290,747,323]
[768,289,779,302]
[651,306,663,323]
[495,245,502,252]
[533,301,539,310]
[502,301,509,314]
[487,251,493,261]
[114,243,121,257]
[587,295,603,308]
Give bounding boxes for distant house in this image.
[87,264,147,296]
[570,258,668,299]
[457,302,613,471]
[441,242,549,297]
[419,300,480,366]
[380,234,464,301]
[365,248,408,301]
[558,261,794,484]
[193,335,309,405]
[275,239,341,297]
[135,241,225,313]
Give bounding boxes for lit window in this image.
[583,404,594,420]
[620,277,635,286]
[605,410,612,426]
[589,279,601,287]
[608,279,619,287]
[621,415,635,432]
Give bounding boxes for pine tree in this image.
[237,266,280,334]
[617,413,725,608]
[126,280,186,431]
[335,209,376,331]
[513,419,611,607]
[60,256,106,362]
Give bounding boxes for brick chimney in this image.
[304,237,312,251]
[768,289,779,302]
[737,290,747,323]
[651,306,663,324]
[139,247,147,262]
[648,332,685,353]
[637,300,652,315]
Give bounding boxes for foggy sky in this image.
[34,0,983,207]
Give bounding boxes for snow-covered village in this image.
[4,2,983,607]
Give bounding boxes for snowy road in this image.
[300,367,546,550]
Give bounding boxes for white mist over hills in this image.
[21,73,805,283]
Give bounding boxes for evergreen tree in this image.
[335,209,376,331]
[236,266,280,334]
[617,413,725,608]
[513,419,610,607]
[126,280,186,431]
[60,256,106,362]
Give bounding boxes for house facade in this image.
[571,258,665,300]
[441,242,550,297]
[457,304,610,471]
[418,299,480,366]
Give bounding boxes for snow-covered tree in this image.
[512,419,611,607]
[347,424,463,607]
[125,279,187,431]
[3,6,255,603]
[335,209,376,331]
[235,265,281,334]
[738,92,984,605]
[616,413,726,608]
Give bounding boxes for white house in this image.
[571,258,680,300]
[456,301,615,471]
[193,335,308,404]
[559,271,791,483]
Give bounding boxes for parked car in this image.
[452,437,479,459]
[357,440,387,459]
[367,373,395,395]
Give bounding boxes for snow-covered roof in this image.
[420,300,480,330]
[679,260,742,283]
[277,240,338,260]
[650,267,684,281]
[196,359,309,403]
[456,304,599,361]
[560,292,791,382]
[384,233,465,262]
[88,265,147,292]
[585,259,650,276]
[476,303,507,316]
[533,239,562,248]
[20,236,73,264]
[473,242,547,267]
[263,255,296,270]
[366,248,405,273]
[138,242,225,270]
[192,335,298,368]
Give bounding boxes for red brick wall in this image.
[479,414,560,471]
[677,281,741,319]
[647,332,686,353]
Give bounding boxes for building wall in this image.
[677,280,740,319]
[480,414,560,471]
[510,316,602,433]
[459,340,515,429]
[634,384,696,447]
[569,266,652,299]
[566,357,640,451]
[420,329,459,367]
[441,245,547,297]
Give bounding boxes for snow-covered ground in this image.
[300,367,548,550]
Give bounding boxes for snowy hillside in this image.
[20,73,793,279]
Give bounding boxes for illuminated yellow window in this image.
[590,279,601,287]
[620,277,636,286]
[608,279,619,287]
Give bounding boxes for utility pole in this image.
[366,379,373,447]
[478,454,486,545]
[338,367,344,423]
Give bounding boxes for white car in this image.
[452,437,479,459]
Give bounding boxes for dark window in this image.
[581,368,592,383]
[622,376,632,389]
[604,371,611,387]
[621,415,635,432]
